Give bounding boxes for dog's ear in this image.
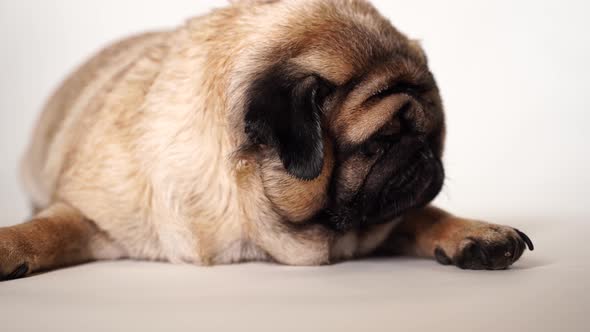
[245,65,331,180]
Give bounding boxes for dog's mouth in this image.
[319,142,444,232]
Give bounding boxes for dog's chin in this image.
[320,151,444,232]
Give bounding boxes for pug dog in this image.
[0,0,533,281]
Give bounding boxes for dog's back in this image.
[21,33,166,212]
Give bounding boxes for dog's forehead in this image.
[280,0,425,84]
[330,55,435,142]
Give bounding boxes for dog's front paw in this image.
[434,223,534,270]
[0,229,31,281]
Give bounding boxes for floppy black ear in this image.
[245,66,330,180]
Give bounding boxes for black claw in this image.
[434,247,452,265]
[514,228,534,251]
[2,263,29,281]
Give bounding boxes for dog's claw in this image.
[1,263,29,281]
[514,228,534,251]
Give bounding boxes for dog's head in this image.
[240,0,445,231]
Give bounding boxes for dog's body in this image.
[1,0,532,280]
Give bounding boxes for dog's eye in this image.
[361,134,396,158]
[361,140,384,158]
[359,114,406,158]
[360,119,404,158]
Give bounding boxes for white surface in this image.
[1,219,589,332]
[1,1,589,331]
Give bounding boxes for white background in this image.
[1,0,588,226]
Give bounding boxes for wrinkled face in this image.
[243,1,445,232]
[319,55,445,231]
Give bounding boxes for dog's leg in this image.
[379,206,534,270]
[0,202,120,281]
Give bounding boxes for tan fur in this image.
[20,0,409,268]
[0,0,531,279]
[0,202,120,276]
[261,138,334,223]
